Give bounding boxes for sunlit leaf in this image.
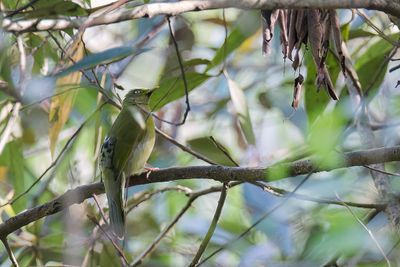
[354,38,393,97]
[166,58,210,73]
[56,47,150,77]
[225,72,256,145]
[348,29,376,39]
[301,209,368,261]
[49,39,84,156]
[0,140,25,212]
[187,136,237,166]
[307,109,345,168]
[206,12,260,70]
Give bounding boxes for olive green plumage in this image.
[99,89,155,239]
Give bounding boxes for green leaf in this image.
[225,72,256,145]
[206,12,260,70]
[149,72,211,110]
[307,109,345,168]
[167,58,210,73]
[21,0,89,18]
[348,29,376,39]
[0,140,25,211]
[354,38,393,97]
[341,23,351,42]
[301,210,367,261]
[0,36,15,92]
[187,137,237,166]
[56,47,150,77]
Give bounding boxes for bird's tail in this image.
[107,192,125,239]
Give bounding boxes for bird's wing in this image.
[109,106,146,173]
[99,136,117,171]
[99,136,125,238]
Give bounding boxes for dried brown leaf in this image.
[261,9,280,55]
[317,65,339,100]
[288,10,298,60]
[278,9,289,58]
[307,9,338,100]
[307,9,324,64]
[330,10,346,76]
[292,74,304,109]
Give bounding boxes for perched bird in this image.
[99,89,156,239]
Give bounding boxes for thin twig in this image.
[92,194,108,224]
[189,183,228,266]
[166,16,190,126]
[126,185,192,213]
[87,215,129,267]
[336,193,391,267]
[4,0,40,17]
[251,181,384,209]
[131,192,199,266]
[20,84,83,111]
[1,237,19,267]
[131,183,238,266]
[363,165,400,177]
[47,31,118,108]
[355,10,399,46]
[197,170,315,266]
[209,136,239,166]
[155,128,217,165]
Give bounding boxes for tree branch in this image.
[0,145,400,238]
[3,0,400,33]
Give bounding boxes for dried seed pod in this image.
[307,9,338,100]
[307,9,324,63]
[260,8,341,102]
[329,10,346,76]
[321,10,331,62]
[292,74,304,109]
[278,9,289,58]
[288,10,298,60]
[261,9,280,55]
[317,66,339,100]
[292,10,308,70]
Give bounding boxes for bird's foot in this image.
[145,167,159,180]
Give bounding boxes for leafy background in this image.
[0,1,400,266]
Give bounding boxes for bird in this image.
[99,89,156,239]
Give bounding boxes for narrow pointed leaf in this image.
[225,72,255,145]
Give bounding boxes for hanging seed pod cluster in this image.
[261,9,346,108]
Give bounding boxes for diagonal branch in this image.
[1,145,400,238]
[3,0,400,33]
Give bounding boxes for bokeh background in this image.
[1,1,400,266]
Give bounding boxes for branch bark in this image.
[3,0,400,33]
[0,145,399,238]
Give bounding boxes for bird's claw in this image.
[144,167,159,180]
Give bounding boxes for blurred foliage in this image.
[0,1,400,266]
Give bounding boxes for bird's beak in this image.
[146,88,157,96]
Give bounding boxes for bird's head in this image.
[122,88,155,106]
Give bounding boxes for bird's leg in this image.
[144,165,159,180]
